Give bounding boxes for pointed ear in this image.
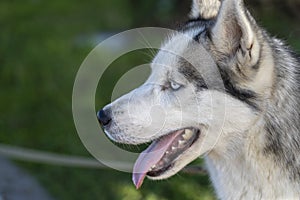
[190,0,221,19]
[210,0,260,68]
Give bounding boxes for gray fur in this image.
[184,0,300,198]
[264,39,300,182]
[99,0,300,199]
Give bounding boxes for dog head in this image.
[97,0,274,188]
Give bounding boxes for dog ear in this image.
[210,0,260,68]
[190,0,221,19]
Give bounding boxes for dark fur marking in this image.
[193,31,204,42]
[218,68,259,110]
[179,18,215,37]
[178,57,259,109]
[187,17,210,23]
[178,58,208,90]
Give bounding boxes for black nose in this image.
[97,109,112,127]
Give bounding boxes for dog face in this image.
[97,0,274,188]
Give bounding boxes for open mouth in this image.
[132,128,200,189]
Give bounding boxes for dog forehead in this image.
[152,31,197,70]
[150,29,223,90]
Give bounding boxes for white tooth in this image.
[171,146,176,151]
[182,129,194,140]
[178,140,185,146]
[165,151,169,154]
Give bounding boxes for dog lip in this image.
[145,128,201,178]
[132,128,201,189]
[146,163,174,177]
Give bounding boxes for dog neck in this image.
[205,123,300,200]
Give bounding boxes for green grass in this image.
[0,1,214,199]
[0,1,299,200]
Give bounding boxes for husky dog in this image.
[97,0,300,199]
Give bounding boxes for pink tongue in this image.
[132,130,184,189]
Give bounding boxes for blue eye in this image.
[170,81,182,91]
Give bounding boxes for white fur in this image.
[102,0,300,199]
[190,0,221,19]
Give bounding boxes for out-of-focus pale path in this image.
[0,157,53,200]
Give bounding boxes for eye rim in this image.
[169,81,182,91]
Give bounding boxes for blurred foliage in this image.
[0,0,299,200]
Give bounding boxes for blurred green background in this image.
[0,0,299,200]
